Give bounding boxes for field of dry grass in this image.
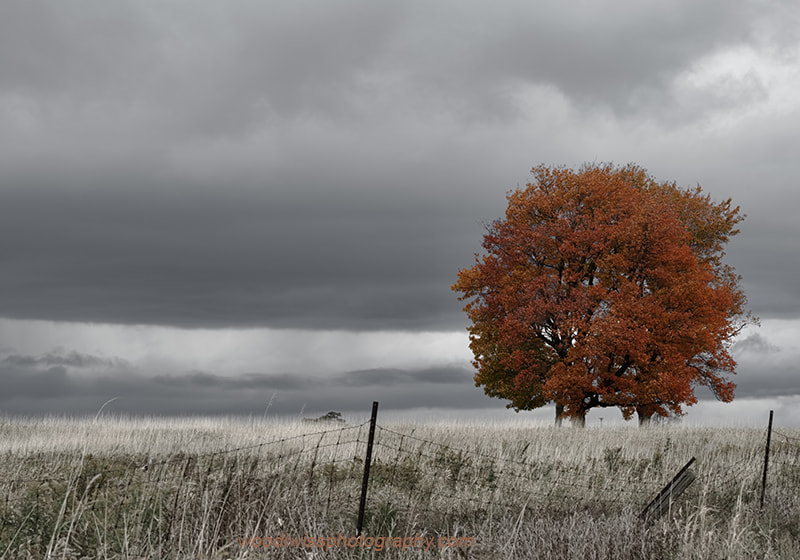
[1,415,798,559]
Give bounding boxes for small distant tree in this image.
[452,164,755,426]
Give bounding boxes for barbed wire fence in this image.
[0,420,374,557]
[366,422,664,526]
[764,422,800,509]
[0,402,797,554]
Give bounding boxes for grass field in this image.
[1,415,798,559]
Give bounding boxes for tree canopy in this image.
[452,164,754,426]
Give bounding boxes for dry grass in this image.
[0,415,798,559]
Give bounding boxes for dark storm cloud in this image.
[0,364,72,399]
[728,230,800,320]
[0,180,479,330]
[1,0,798,331]
[735,371,800,399]
[733,363,800,400]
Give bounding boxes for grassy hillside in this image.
[0,415,797,559]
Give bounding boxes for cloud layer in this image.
[0,347,482,417]
[2,0,799,330]
[1,1,799,422]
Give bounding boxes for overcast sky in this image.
[1,0,799,427]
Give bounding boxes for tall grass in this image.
[0,415,797,559]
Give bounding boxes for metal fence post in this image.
[640,457,697,522]
[760,409,774,509]
[356,401,379,536]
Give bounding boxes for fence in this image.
[763,411,800,509]
[0,404,798,557]
[354,406,798,528]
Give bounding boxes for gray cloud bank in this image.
[1,341,795,418]
[2,0,799,330]
[0,183,477,330]
[0,348,483,417]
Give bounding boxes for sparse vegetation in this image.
[0,415,797,559]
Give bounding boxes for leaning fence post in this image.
[760,409,774,509]
[640,457,696,522]
[356,401,379,536]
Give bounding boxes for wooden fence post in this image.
[356,401,379,536]
[760,409,774,509]
[640,457,696,522]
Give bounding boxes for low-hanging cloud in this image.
[0,347,482,417]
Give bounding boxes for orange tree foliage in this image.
[452,164,754,425]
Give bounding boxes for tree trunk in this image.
[637,409,653,426]
[572,409,587,428]
[555,403,564,428]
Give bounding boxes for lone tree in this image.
[452,164,755,426]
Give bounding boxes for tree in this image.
[452,164,755,427]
